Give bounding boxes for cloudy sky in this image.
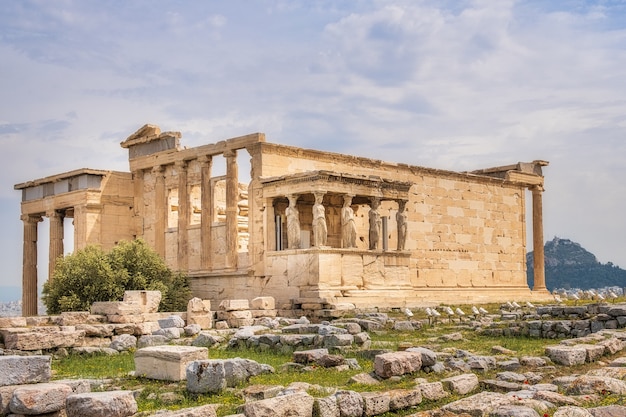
[1,0,625,295]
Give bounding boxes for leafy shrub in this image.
[43,239,191,314]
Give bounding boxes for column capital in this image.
[152,165,166,174]
[223,149,237,158]
[198,154,213,164]
[46,209,65,219]
[21,214,42,224]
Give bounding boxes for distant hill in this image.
[527,237,626,291]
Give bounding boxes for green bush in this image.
[43,239,191,314]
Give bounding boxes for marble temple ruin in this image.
[14,124,552,316]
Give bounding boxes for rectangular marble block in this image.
[134,346,209,381]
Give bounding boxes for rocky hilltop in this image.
[527,236,626,291]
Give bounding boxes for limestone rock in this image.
[441,373,479,395]
[533,390,580,406]
[314,396,340,417]
[441,391,511,416]
[566,375,626,395]
[490,405,541,417]
[242,391,314,417]
[334,390,364,417]
[406,347,438,367]
[186,358,273,393]
[599,337,625,355]
[150,404,218,416]
[65,390,138,417]
[361,391,390,417]
[110,334,137,351]
[250,296,275,310]
[589,405,626,417]
[545,345,587,366]
[0,355,51,386]
[374,351,422,378]
[553,406,594,417]
[387,388,422,410]
[293,348,329,364]
[124,290,162,313]
[417,381,449,401]
[218,299,249,311]
[9,382,73,415]
[1,327,85,351]
[158,315,185,329]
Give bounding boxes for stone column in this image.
[369,197,381,250]
[176,160,189,271]
[132,169,145,237]
[224,149,239,269]
[48,209,64,281]
[21,214,41,317]
[153,165,166,258]
[199,155,213,270]
[532,185,547,291]
[312,192,327,247]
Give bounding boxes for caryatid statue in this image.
[369,197,381,250]
[286,194,301,249]
[312,192,327,247]
[396,200,407,251]
[341,194,357,248]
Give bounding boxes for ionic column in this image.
[176,160,189,271]
[153,165,166,258]
[224,149,239,269]
[132,169,145,237]
[199,155,213,270]
[48,209,64,281]
[532,185,547,291]
[21,214,41,317]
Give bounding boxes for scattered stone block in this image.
[186,358,273,393]
[360,391,390,417]
[0,317,27,328]
[599,337,625,355]
[10,382,73,415]
[1,327,85,351]
[293,348,329,364]
[349,372,381,385]
[91,301,143,316]
[152,404,219,416]
[218,299,249,311]
[242,391,314,417]
[406,347,437,367]
[158,315,185,329]
[110,334,137,352]
[314,396,340,417]
[442,391,511,416]
[374,351,422,378]
[187,297,213,330]
[576,344,605,362]
[387,388,422,410]
[334,390,364,417]
[566,375,626,396]
[65,390,138,417]
[0,355,51,386]
[123,290,162,313]
[54,311,90,326]
[545,345,587,366]
[251,296,275,310]
[135,345,208,381]
[442,373,479,395]
[417,381,448,401]
[490,405,542,417]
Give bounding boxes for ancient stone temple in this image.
[15,124,551,315]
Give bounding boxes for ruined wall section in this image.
[252,142,528,292]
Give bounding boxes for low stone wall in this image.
[481,303,626,339]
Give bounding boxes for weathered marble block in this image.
[545,345,587,366]
[91,301,143,316]
[135,345,208,381]
[0,355,51,386]
[243,391,314,417]
[250,296,275,310]
[10,382,73,415]
[1,327,85,351]
[218,299,249,311]
[66,390,138,417]
[374,351,422,378]
[123,290,162,313]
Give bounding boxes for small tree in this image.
[43,239,191,314]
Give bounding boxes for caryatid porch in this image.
[260,170,413,300]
